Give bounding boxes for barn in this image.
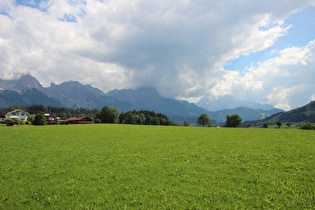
[61,117,92,124]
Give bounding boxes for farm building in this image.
[0,109,29,122]
[45,114,58,125]
[61,117,92,125]
[241,124,251,128]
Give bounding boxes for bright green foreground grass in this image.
[0,125,314,209]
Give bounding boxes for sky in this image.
[0,0,314,110]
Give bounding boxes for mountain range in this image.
[0,74,283,123]
[244,101,315,125]
[197,95,274,111]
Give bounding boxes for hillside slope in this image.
[244,101,315,125]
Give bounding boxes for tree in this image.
[119,112,125,123]
[225,114,242,127]
[4,105,26,112]
[27,114,35,123]
[94,119,101,123]
[184,120,189,126]
[95,106,119,123]
[300,122,315,130]
[263,123,268,128]
[125,113,137,124]
[286,122,291,128]
[197,114,212,127]
[32,112,46,125]
[276,121,282,128]
[108,107,119,123]
[152,116,160,125]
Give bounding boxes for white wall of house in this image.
[4,109,29,121]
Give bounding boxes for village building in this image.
[241,124,251,128]
[0,109,30,122]
[61,117,92,125]
[45,113,58,125]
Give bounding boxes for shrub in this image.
[17,120,25,125]
[4,119,14,123]
[300,122,315,130]
[94,119,101,123]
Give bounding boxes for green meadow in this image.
[0,124,314,209]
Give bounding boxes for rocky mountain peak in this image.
[0,73,43,93]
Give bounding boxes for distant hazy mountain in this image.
[197,95,275,111]
[244,101,315,125]
[43,81,132,110]
[0,74,284,124]
[207,107,284,123]
[107,87,208,118]
[0,89,62,107]
[0,90,24,107]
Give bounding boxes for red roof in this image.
[63,117,91,122]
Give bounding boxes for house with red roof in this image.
[61,117,92,124]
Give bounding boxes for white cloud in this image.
[213,40,315,110]
[0,0,314,109]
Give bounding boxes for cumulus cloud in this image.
[0,0,314,109]
[212,40,315,110]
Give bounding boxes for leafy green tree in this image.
[60,111,67,120]
[125,113,137,124]
[108,107,119,123]
[263,123,268,128]
[94,119,101,123]
[139,113,146,124]
[95,106,119,123]
[28,104,46,114]
[184,120,189,126]
[135,115,143,125]
[286,122,291,128]
[27,114,35,123]
[119,112,125,123]
[32,112,47,125]
[152,116,160,125]
[4,105,26,112]
[225,114,242,127]
[300,122,315,130]
[197,114,212,127]
[276,121,282,128]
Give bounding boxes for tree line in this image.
[2,104,99,120]
[94,106,172,125]
[1,104,173,126]
[196,113,243,127]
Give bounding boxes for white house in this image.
[0,109,30,122]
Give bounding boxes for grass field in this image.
[0,124,314,209]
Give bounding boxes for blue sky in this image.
[0,0,315,110]
[224,5,315,74]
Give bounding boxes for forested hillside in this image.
[244,101,315,125]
